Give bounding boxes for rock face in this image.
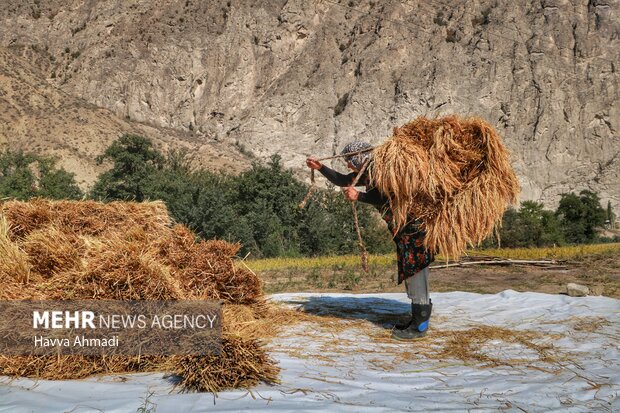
[0,0,617,210]
[0,46,249,187]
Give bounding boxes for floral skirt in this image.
[383,210,434,284]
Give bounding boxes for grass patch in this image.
[248,243,620,272]
[474,243,620,260]
[248,254,395,272]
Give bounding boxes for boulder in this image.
[567,283,590,297]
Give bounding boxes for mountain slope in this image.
[0,47,249,187]
[0,0,617,209]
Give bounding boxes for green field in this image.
[248,243,620,271]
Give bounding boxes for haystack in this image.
[0,199,278,391]
[371,115,520,259]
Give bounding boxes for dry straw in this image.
[0,216,31,283]
[0,199,277,391]
[372,115,520,259]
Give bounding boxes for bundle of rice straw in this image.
[371,115,520,259]
[0,199,279,392]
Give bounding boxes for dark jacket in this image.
[317,164,388,209]
[318,163,434,283]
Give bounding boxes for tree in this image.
[91,134,164,201]
[37,158,83,199]
[0,151,37,199]
[141,149,202,227]
[190,171,257,252]
[493,207,519,248]
[556,190,606,243]
[298,189,360,255]
[519,201,564,247]
[517,201,545,246]
[482,202,564,248]
[231,155,307,257]
[0,150,82,200]
[539,209,564,246]
[89,139,388,258]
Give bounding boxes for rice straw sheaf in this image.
[0,342,280,393]
[52,239,187,301]
[0,199,52,240]
[165,337,280,393]
[0,199,280,392]
[0,216,31,283]
[158,233,264,304]
[23,227,85,278]
[372,115,520,259]
[0,198,171,239]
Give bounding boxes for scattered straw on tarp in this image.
[0,199,276,392]
[372,115,520,259]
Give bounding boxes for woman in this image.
[306,141,434,340]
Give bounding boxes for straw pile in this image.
[0,198,278,392]
[372,115,520,259]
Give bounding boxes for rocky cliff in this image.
[0,0,618,210]
[0,47,250,187]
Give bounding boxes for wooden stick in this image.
[351,202,368,274]
[429,259,561,269]
[316,146,375,162]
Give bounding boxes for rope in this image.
[299,149,375,274]
[350,159,371,274]
[298,169,315,209]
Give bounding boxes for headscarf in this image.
[341,141,373,169]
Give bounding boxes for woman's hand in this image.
[306,157,322,170]
[343,186,359,201]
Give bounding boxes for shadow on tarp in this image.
[286,296,411,329]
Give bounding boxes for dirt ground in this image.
[259,252,620,298]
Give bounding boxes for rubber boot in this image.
[394,302,415,330]
[392,300,432,340]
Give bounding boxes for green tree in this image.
[483,202,564,248]
[91,134,164,201]
[0,151,37,199]
[0,150,82,200]
[90,138,389,258]
[37,158,83,199]
[231,155,307,257]
[495,207,519,248]
[518,201,564,247]
[141,149,202,227]
[516,201,545,246]
[296,184,390,256]
[190,171,257,252]
[556,190,606,243]
[539,208,564,246]
[298,190,358,255]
